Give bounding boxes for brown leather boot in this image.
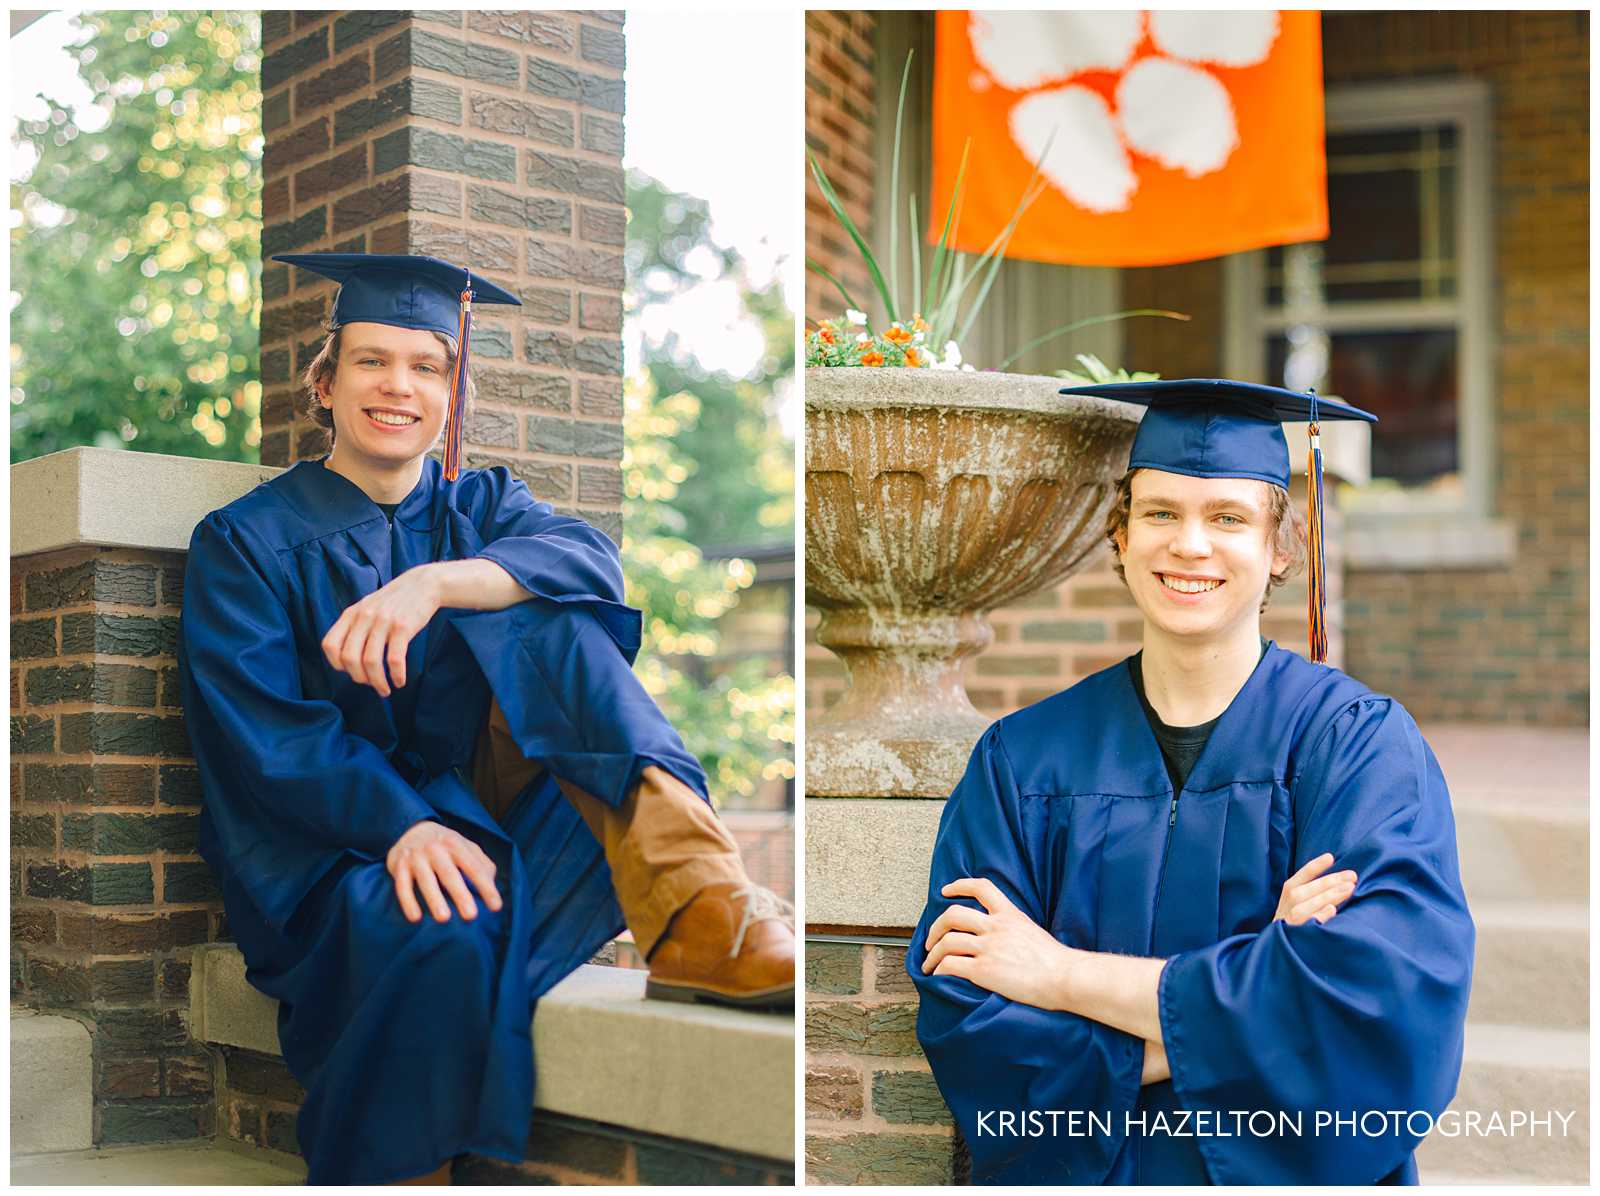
[645,883,795,1010]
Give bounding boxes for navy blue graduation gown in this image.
[908,644,1474,1185]
[177,456,707,1184]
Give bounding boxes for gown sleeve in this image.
[908,725,1146,1184]
[179,513,440,931]
[1157,696,1475,1184]
[468,466,628,609]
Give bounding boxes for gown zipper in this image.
[1151,787,1180,951]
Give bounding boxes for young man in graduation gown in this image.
[177,254,794,1185]
[908,380,1475,1185]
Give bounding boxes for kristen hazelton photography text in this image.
[971,1108,1582,1142]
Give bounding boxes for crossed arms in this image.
[920,854,1359,1085]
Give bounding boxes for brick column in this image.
[259,9,627,541]
[12,548,220,1144]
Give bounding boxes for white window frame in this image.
[1224,77,1512,569]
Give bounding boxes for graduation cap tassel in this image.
[442,282,474,482]
[1305,389,1328,663]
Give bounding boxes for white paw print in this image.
[968,11,1281,213]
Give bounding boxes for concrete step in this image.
[1416,1024,1588,1184]
[1466,903,1588,1031]
[1454,800,1587,905]
[11,1138,304,1185]
[1425,724,1589,808]
[11,1011,92,1156]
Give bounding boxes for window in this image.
[1225,78,1511,568]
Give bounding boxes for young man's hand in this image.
[1275,852,1358,925]
[387,820,503,923]
[321,565,445,697]
[921,877,1075,1010]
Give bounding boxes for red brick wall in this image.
[1324,9,1589,725]
[12,549,220,1144]
[258,9,627,540]
[805,11,876,326]
[805,941,953,1183]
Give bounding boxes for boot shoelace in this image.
[728,884,794,959]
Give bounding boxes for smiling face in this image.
[1114,468,1292,647]
[315,321,452,474]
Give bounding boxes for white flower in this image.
[931,338,967,371]
[912,330,925,343]
[845,309,868,326]
[856,332,871,344]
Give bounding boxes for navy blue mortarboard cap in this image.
[271,252,519,336]
[272,253,520,480]
[1056,378,1375,489]
[1059,378,1376,664]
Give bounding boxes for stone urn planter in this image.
[805,367,1139,797]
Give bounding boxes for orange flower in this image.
[818,326,835,344]
[903,346,921,367]
[883,324,913,345]
[911,314,929,332]
[861,350,885,367]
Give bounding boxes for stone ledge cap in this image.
[804,796,943,929]
[12,447,282,559]
[189,943,794,1162]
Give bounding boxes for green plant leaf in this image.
[923,138,970,320]
[807,148,896,320]
[908,192,921,324]
[887,51,912,321]
[949,176,1049,350]
[950,136,1055,348]
[804,256,865,322]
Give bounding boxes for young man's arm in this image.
[182,515,494,931]
[324,466,626,698]
[909,726,1149,1182]
[319,559,528,698]
[926,855,1359,1077]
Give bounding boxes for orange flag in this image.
[932,11,1327,267]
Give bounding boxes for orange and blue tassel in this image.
[442,278,474,482]
[1306,388,1327,663]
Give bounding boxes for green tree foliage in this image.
[11,11,262,463]
[622,379,795,803]
[622,171,795,804]
[625,170,793,548]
